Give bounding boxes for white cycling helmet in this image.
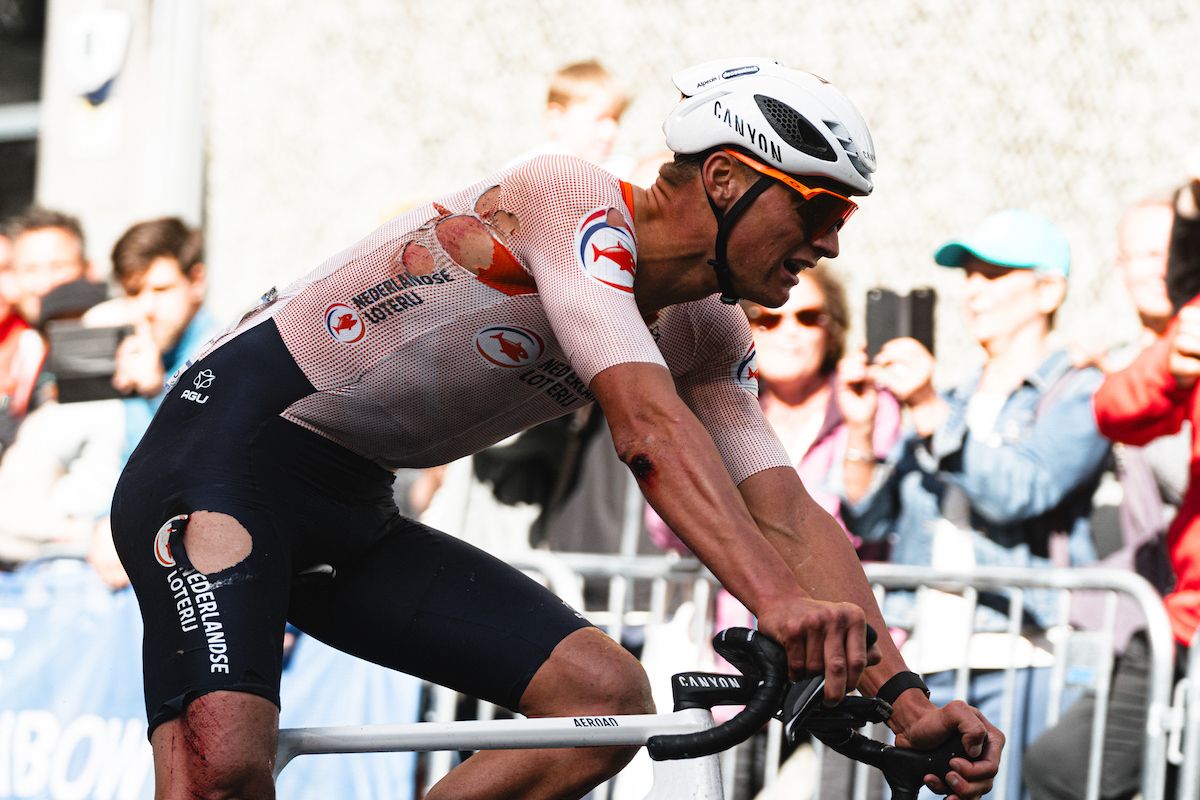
[663,57,876,196]
[661,58,876,304]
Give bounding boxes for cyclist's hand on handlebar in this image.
[755,599,881,705]
[893,697,1004,800]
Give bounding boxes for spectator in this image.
[5,207,94,326]
[745,265,902,549]
[86,217,220,587]
[505,59,633,177]
[0,229,46,453]
[1073,194,1189,563]
[107,217,217,460]
[1024,175,1200,800]
[1091,195,1189,561]
[843,209,1111,800]
[0,283,121,566]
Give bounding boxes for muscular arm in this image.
[594,362,891,709]
[592,362,811,626]
[738,464,930,730]
[594,361,1001,794]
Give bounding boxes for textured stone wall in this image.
[203,0,1200,373]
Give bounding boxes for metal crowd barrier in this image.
[1178,626,1200,800]
[416,557,1178,800]
[420,550,723,798]
[788,565,1177,800]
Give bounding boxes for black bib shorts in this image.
[111,319,591,737]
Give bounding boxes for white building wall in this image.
[36,0,1200,372]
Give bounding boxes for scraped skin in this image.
[183,511,252,574]
[400,241,434,276]
[473,185,520,238]
[150,511,277,800]
[436,216,494,274]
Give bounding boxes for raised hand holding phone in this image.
[111,322,164,397]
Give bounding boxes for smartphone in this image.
[907,287,937,355]
[865,288,901,361]
[44,320,134,403]
[865,286,936,360]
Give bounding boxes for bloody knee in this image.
[152,692,278,799]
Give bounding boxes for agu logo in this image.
[735,343,760,396]
[575,207,637,293]
[325,303,365,343]
[153,514,188,568]
[475,325,544,368]
[181,369,215,404]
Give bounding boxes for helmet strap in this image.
[704,175,775,304]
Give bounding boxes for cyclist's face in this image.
[728,182,840,308]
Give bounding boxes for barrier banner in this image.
[0,560,420,799]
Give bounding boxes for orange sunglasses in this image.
[723,148,858,239]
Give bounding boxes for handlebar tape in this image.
[646,624,879,761]
[647,627,785,760]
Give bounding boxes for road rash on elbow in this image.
[625,453,656,488]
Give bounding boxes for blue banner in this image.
[0,560,420,799]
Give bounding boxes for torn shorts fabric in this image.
[111,318,590,737]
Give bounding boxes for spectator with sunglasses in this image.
[841,209,1111,800]
[740,264,902,552]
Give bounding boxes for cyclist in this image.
[112,58,1003,800]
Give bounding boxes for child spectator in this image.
[504,59,633,177]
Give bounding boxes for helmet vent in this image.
[753,95,836,163]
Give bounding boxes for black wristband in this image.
[875,671,930,706]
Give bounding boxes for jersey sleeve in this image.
[670,298,792,484]
[501,155,667,385]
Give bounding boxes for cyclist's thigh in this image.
[288,518,592,711]
[114,500,294,737]
[110,321,328,737]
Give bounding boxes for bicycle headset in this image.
[662,57,877,304]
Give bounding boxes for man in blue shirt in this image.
[839,209,1112,800]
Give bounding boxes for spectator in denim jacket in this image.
[841,209,1111,800]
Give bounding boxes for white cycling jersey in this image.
[193,155,790,482]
